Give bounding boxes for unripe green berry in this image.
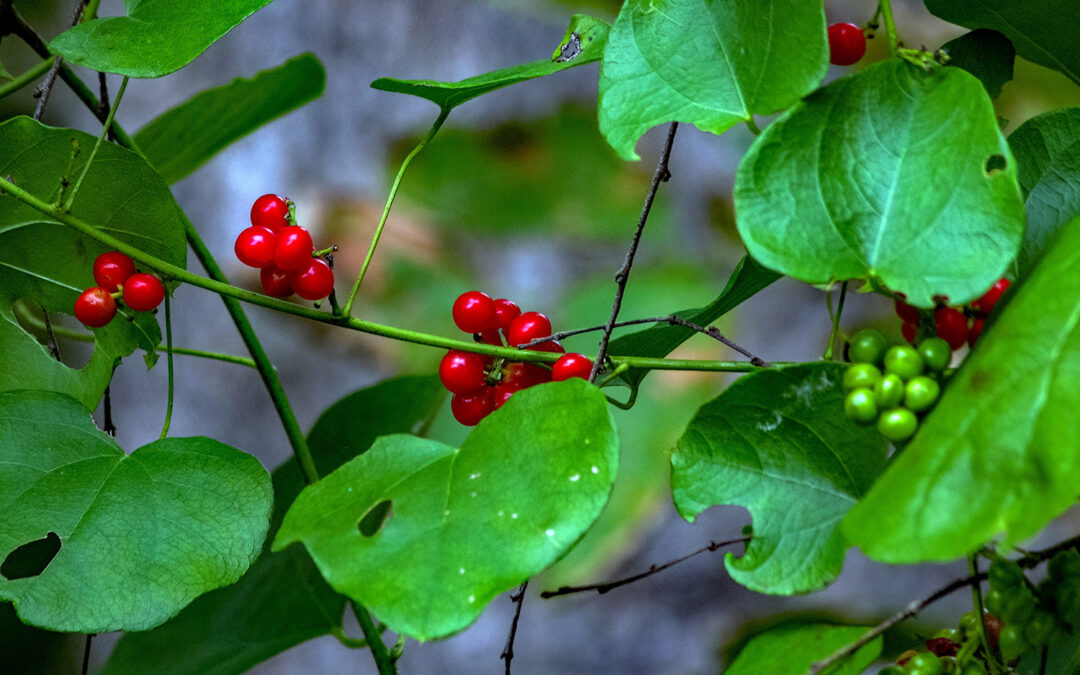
[904,376,940,412]
[874,373,905,409]
[917,337,952,372]
[843,363,882,391]
[877,408,918,442]
[883,344,924,380]
[848,328,888,365]
[844,388,878,424]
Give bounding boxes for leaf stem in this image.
[0,57,54,99]
[160,291,174,439]
[341,107,450,317]
[969,554,1002,675]
[744,117,762,136]
[823,281,847,360]
[65,75,127,212]
[878,0,900,55]
[351,601,397,675]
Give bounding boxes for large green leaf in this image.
[925,0,1080,87]
[724,622,881,675]
[134,53,326,184]
[844,213,1080,563]
[371,14,609,111]
[49,0,274,78]
[274,379,619,640]
[0,390,272,632]
[941,29,1015,99]
[1008,107,1080,278]
[671,363,888,594]
[734,59,1025,308]
[598,0,827,160]
[0,117,187,410]
[103,376,445,675]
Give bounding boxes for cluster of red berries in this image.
[895,278,1011,351]
[234,194,335,301]
[74,251,165,327]
[439,290,594,426]
[828,21,866,66]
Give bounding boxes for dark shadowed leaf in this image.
[941,29,1015,99]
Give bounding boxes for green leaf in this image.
[0,62,13,82]
[0,390,272,633]
[102,375,445,675]
[925,0,1080,87]
[0,117,187,410]
[1008,107,1080,278]
[724,622,881,675]
[49,0,273,78]
[134,53,326,184]
[371,14,609,111]
[843,213,1080,563]
[274,379,619,640]
[734,59,1025,308]
[671,363,888,594]
[608,255,780,391]
[942,29,1015,99]
[598,0,827,160]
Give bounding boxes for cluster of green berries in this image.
[74,251,165,327]
[877,616,995,675]
[984,554,1080,663]
[842,329,951,442]
[895,278,1011,350]
[439,290,594,426]
[234,194,336,301]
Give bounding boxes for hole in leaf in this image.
[1,532,61,580]
[358,500,392,537]
[984,154,1007,176]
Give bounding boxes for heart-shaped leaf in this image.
[844,213,1080,563]
[724,622,881,675]
[274,379,618,640]
[671,363,888,594]
[734,59,1025,307]
[941,29,1015,99]
[598,0,827,160]
[0,390,272,632]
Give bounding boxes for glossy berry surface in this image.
[452,291,496,333]
[848,328,887,365]
[291,258,335,300]
[844,388,877,424]
[122,273,165,311]
[972,277,1010,314]
[508,311,552,346]
[439,350,489,395]
[827,22,866,66]
[904,376,940,412]
[874,373,905,409]
[917,337,951,372]
[273,225,314,271]
[451,386,495,426]
[552,353,593,381]
[492,298,522,332]
[877,407,918,442]
[883,345,923,380]
[842,363,881,391]
[934,306,969,350]
[74,287,118,327]
[234,226,277,268]
[92,251,136,292]
[260,265,293,298]
[250,193,290,232]
[502,362,550,388]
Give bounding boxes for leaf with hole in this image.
[844,213,1080,563]
[734,59,1025,307]
[0,390,272,632]
[274,379,618,640]
[671,363,888,594]
[941,29,1015,99]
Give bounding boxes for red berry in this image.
[508,311,552,347]
[492,298,522,332]
[234,226,277,268]
[439,350,489,395]
[552,353,593,381]
[250,194,290,232]
[451,386,495,426]
[934,306,968,350]
[972,278,1011,314]
[528,339,565,354]
[452,291,496,334]
[894,299,921,324]
[968,317,984,348]
[494,381,524,409]
[273,225,314,271]
[74,287,118,327]
[502,362,550,388]
[290,258,335,300]
[122,273,165,312]
[260,265,294,298]
[901,321,918,345]
[479,329,503,346]
[92,252,136,292]
[925,637,959,658]
[828,22,866,66]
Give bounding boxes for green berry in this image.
[874,373,905,409]
[998,624,1028,661]
[905,652,943,675]
[959,662,986,675]
[848,328,888,365]
[917,337,952,372]
[878,408,918,442]
[844,388,878,424]
[904,376,940,412]
[985,588,1006,616]
[931,628,959,641]
[1024,610,1057,646]
[883,344,924,380]
[843,363,882,391]
[988,560,1025,588]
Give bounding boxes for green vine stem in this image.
[65,75,128,211]
[823,281,847,361]
[160,291,175,439]
[0,57,54,99]
[341,106,450,317]
[351,601,397,674]
[878,0,901,55]
[969,555,1003,675]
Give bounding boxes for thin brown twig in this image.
[501,580,528,674]
[541,537,749,598]
[81,633,93,675]
[31,0,88,120]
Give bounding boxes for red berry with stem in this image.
[74,287,118,327]
[260,265,294,297]
[935,306,968,350]
[492,298,522,333]
[828,22,866,66]
[273,225,314,271]
[250,194,290,232]
[92,251,136,292]
[452,291,496,334]
[234,226,277,268]
[972,278,1011,314]
[291,258,335,300]
[439,350,489,395]
[508,311,552,347]
[894,299,921,324]
[451,386,495,426]
[123,273,165,311]
[552,353,593,381]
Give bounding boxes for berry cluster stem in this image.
[160,291,175,439]
[877,0,901,55]
[65,74,128,212]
